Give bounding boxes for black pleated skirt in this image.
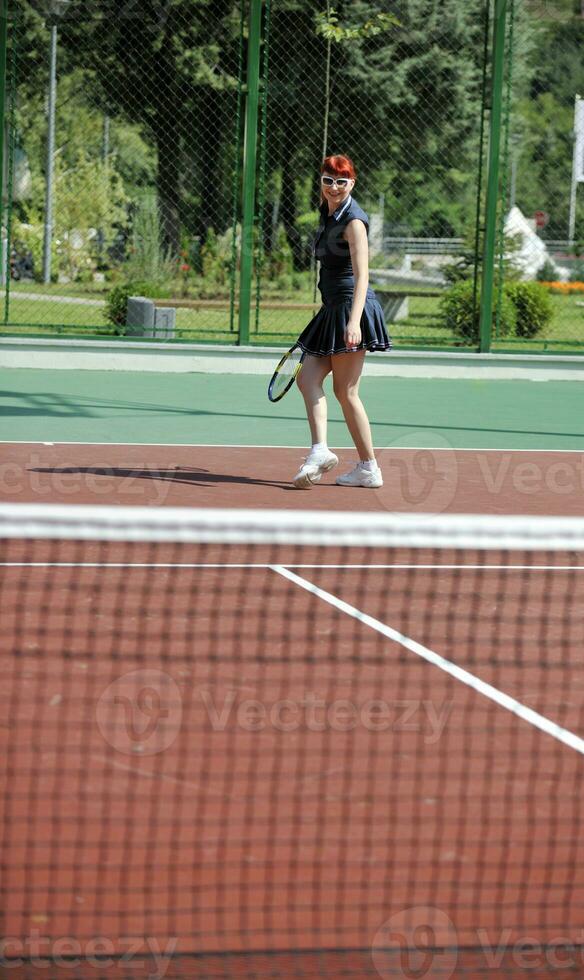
[297,281,392,357]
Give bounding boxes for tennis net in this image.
[1,503,584,980]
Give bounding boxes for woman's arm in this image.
[344,218,369,348]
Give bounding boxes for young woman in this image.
[292,154,392,490]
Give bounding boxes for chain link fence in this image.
[491,0,584,351]
[2,0,584,352]
[5,0,244,340]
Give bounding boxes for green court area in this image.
[1,367,583,451]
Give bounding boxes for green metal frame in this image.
[471,0,490,341]
[0,0,9,291]
[479,0,508,352]
[493,0,515,342]
[228,0,246,334]
[253,0,271,333]
[238,0,262,346]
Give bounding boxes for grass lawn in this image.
[1,286,583,352]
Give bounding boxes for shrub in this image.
[441,279,554,344]
[12,218,48,281]
[105,280,169,332]
[504,281,553,338]
[124,193,177,284]
[200,227,223,285]
[536,258,557,282]
[440,279,516,345]
[442,250,476,285]
[569,259,584,283]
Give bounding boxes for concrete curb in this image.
[1,337,584,381]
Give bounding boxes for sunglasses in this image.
[321,175,352,188]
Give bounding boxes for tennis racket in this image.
[268,345,305,402]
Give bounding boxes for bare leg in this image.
[296,353,332,446]
[331,350,375,460]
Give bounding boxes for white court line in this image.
[0,441,583,453]
[0,441,302,448]
[1,562,584,570]
[271,564,584,758]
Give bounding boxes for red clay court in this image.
[1,368,584,979]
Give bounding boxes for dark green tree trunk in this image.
[279,128,304,270]
[196,94,223,238]
[156,122,181,256]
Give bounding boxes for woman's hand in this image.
[345,321,362,349]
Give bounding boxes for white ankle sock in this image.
[360,458,378,472]
[312,442,328,455]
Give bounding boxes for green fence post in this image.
[479,0,508,353]
[238,0,262,346]
[0,0,9,293]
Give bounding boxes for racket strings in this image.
[269,347,304,401]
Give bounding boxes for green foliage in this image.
[12,0,584,327]
[441,278,553,343]
[536,259,558,282]
[504,281,553,338]
[105,281,169,332]
[514,92,574,240]
[569,260,584,283]
[199,226,237,295]
[15,68,154,206]
[315,8,400,43]
[440,279,517,345]
[267,226,294,280]
[295,210,321,258]
[497,233,525,283]
[106,284,136,330]
[512,16,584,240]
[11,217,51,281]
[11,152,128,282]
[123,193,176,284]
[53,154,128,281]
[105,122,156,196]
[443,231,523,287]
[443,250,478,285]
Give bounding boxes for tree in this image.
[53,0,242,255]
[513,14,584,239]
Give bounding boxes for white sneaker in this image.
[293,450,339,489]
[336,461,383,488]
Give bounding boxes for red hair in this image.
[321,154,357,180]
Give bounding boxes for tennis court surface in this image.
[1,369,584,978]
[1,505,584,980]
